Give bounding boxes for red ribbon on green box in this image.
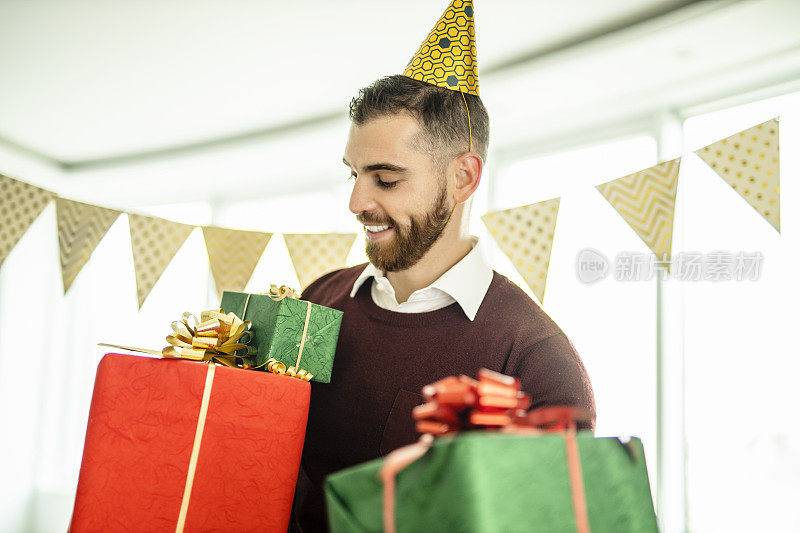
[379,369,594,533]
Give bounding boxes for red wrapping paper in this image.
[70,353,310,532]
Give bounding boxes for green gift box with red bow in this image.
[325,431,658,532]
[324,370,657,532]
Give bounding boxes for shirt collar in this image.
[350,237,493,321]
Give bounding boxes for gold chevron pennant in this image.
[695,118,780,232]
[283,233,357,290]
[596,158,680,271]
[482,198,560,304]
[57,198,122,293]
[129,214,195,308]
[202,227,272,296]
[0,174,55,268]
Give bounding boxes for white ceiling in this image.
[1,0,799,205]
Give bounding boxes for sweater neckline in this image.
[353,275,497,327]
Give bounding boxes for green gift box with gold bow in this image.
[220,290,342,383]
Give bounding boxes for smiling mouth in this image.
[364,224,392,233]
[363,224,394,240]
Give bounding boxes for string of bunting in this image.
[0,118,782,308]
[482,117,781,302]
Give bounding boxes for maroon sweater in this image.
[295,263,596,531]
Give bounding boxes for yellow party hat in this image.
[403,0,479,96]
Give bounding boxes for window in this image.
[485,135,660,497]
[680,90,800,533]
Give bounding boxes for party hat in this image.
[403,0,479,96]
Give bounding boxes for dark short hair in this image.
[348,75,490,163]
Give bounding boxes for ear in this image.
[451,152,483,203]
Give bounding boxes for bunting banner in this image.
[57,198,122,293]
[0,174,55,268]
[695,118,780,232]
[129,214,195,308]
[482,198,560,304]
[283,233,357,290]
[596,158,680,271]
[202,227,272,296]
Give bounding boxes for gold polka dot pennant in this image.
[202,226,272,297]
[0,174,55,268]
[695,118,780,233]
[129,214,195,309]
[57,198,122,293]
[596,158,681,272]
[283,233,357,290]
[481,198,561,305]
[403,0,478,95]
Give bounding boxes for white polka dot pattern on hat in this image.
[129,214,195,308]
[283,233,357,290]
[695,118,780,232]
[481,198,560,305]
[0,174,54,268]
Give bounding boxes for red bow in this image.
[413,368,592,435]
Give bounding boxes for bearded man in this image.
[293,2,595,531]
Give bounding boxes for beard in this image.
[358,182,452,272]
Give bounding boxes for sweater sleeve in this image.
[504,332,597,431]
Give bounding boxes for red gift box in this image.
[70,353,310,532]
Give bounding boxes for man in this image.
[294,1,595,530]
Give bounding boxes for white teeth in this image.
[365,225,391,233]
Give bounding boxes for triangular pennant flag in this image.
[283,233,357,290]
[0,174,55,268]
[57,198,121,293]
[695,118,780,232]
[202,226,272,296]
[596,158,680,271]
[482,198,560,304]
[129,214,195,308]
[403,0,478,95]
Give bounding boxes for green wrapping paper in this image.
[325,432,658,533]
[220,291,342,383]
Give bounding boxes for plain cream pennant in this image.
[57,198,122,293]
[695,118,780,232]
[283,233,357,290]
[482,198,560,304]
[129,214,195,308]
[202,226,272,296]
[596,158,680,271]
[0,174,55,268]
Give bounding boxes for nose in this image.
[349,177,377,215]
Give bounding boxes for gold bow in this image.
[268,284,300,300]
[163,309,256,367]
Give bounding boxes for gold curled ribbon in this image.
[162,309,256,367]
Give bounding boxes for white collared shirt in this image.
[349,237,494,321]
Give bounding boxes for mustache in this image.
[356,212,395,226]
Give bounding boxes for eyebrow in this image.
[342,157,408,174]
